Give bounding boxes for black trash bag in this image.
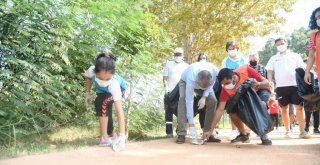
[295,68,320,112]
[164,84,205,116]
[164,84,180,116]
[227,79,273,136]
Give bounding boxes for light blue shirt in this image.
[181,62,219,124]
[221,56,246,70]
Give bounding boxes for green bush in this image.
[0,0,172,145]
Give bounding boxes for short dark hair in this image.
[274,38,287,44]
[217,68,234,82]
[94,53,117,74]
[225,40,239,52]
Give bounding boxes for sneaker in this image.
[231,134,250,143]
[99,138,113,147]
[229,130,239,140]
[207,135,221,143]
[112,139,125,152]
[313,129,320,134]
[305,128,309,133]
[176,135,185,144]
[299,131,312,139]
[261,135,272,145]
[284,132,293,138]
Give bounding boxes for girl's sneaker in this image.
[112,134,126,152]
[99,137,113,147]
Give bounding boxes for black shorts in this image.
[94,93,114,117]
[276,86,303,107]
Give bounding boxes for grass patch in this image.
[0,126,100,159]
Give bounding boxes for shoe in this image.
[313,129,320,134]
[176,135,185,144]
[112,135,126,152]
[166,134,174,138]
[300,131,312,139]
[284,132,293,138]
[229,130,239,140]
[261,135,272,145]
[305,128,309,133]
[99,137,113,147]
[231,134,250,143]
[207,135,221,143]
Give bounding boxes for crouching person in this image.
[176,61,219,144]
[204,65,272,145]
[84,53,126,151]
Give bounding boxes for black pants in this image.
[305,111,319,130]
[270,114,279,129]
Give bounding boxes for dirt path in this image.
[1,129,320,165]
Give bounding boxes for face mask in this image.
[95,77,112,87]
[249,61,257,67]
[317,19,320,27]
[228,49,237,57]
[174,56,183,63]
[225,80,236,90]
[200,59,207,62]
[277,45,287,52]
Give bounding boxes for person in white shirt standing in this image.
[163,47,189,137]
[265,38,311,139]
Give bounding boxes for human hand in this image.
[304,71,312,85]
[198,97,206,110]
[189,127,198,137]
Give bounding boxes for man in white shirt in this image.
[176,62,219,144]
[163,47,189,137]
[265,38,311,139]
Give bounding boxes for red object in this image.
[308,32,320,78]
[219,66,263,102]
[268,100,280,114]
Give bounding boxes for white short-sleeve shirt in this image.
[163,61,189,92]
[84,66,122,101]
[265,51,305,87]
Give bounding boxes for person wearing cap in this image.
[176,61,219,144]
[163,47,189,137]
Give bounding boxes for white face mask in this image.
[228,50,238,57]
[277,45,287,53]
[174,56,183,63]
[224,79,236,90]
[225,83,235,90]
[317,19,320,27]
[200,59,207,62]
[95,77,112,87]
